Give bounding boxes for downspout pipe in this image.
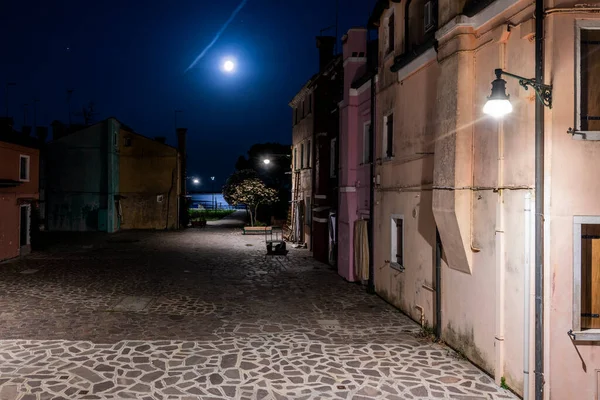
[534,0,545,399]
[524,192,532,400]
[435,228,442,339]
[367,29,377,294]
[404,0,412,53]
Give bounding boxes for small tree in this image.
[222,169,258,205]
[229,178,278,226]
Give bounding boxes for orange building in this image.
[0,127,40,262]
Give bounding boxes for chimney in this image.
[0,117,14,134]
[177,128,187,195]
[154,136,166,144]
[36,126,49,143]
[51,120,67,140]
[316,36,336,71]
[22,126,32,136]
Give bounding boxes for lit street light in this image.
[263,158,271,165]
[193,178,200,185]
[483,68,552,118]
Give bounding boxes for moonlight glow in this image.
[223,60,235,72]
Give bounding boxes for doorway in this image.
[20,205,30,248]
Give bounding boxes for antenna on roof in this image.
[335,0,339,54]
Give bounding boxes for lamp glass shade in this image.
[483,76,513,118]
[483,99,513,118]
[263,159,271,165]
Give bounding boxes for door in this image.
[19,205,29,247]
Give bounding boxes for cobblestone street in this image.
[0,212,517,400]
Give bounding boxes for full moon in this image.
[223,60,235,72]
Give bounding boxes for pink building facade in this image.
[338,29,375,282]
[370,0,600,398]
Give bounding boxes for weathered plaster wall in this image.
[46,122,108,232]
[545,9,600,400]
[374,52,438,328]
[0,141,39,261]
[339,28,371,281]
[433,8,536,392]
[292,88,314,249]
[118,131,179,230]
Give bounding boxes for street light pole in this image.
[211,176,216,210]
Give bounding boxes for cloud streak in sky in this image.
[185,0,249,73]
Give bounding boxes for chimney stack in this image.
[22,126,32,136]
[176,128,187,194]
[36,126,48,143]
[316,36,336,71]
[51,120,67,140]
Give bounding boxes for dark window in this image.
[330,138,337,177]
[581,29,600,131]
[580,224,600,330]
[395,218,404,266]
[124,137,132,147]
[300,143,305,169]
[388,13,395,54]
[386,114,394,158]
[307,140,311,168]
[363,123,371,163]
[294,108,299,125]
[352,51,358,57]
[294,148,297,170]
[308,94,312,113]
[424,1,436,33]
[19,156,29,181]
[302,100,305,117]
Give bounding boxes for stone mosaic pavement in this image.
[0,212,518,399]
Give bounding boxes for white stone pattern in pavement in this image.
[0,335,517,400]
[0,229,519,400]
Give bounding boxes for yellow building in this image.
[118,127,181,230]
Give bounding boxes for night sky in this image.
[1,0,376,187]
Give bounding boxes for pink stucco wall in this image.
[338,28,372,282]
[372,0,600,397]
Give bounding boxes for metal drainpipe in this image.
[405,0,412,53]
[534,0,545,399]
[367,49,377,295]
[435,228,442,339]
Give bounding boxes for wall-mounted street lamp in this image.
[262,154,291,166]
[483,68,553,118]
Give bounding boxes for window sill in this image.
[570,130,600,141]
[569,329,600,342]
[382,156,395,162]
[390,262,405,272]
[19,179,30,183]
